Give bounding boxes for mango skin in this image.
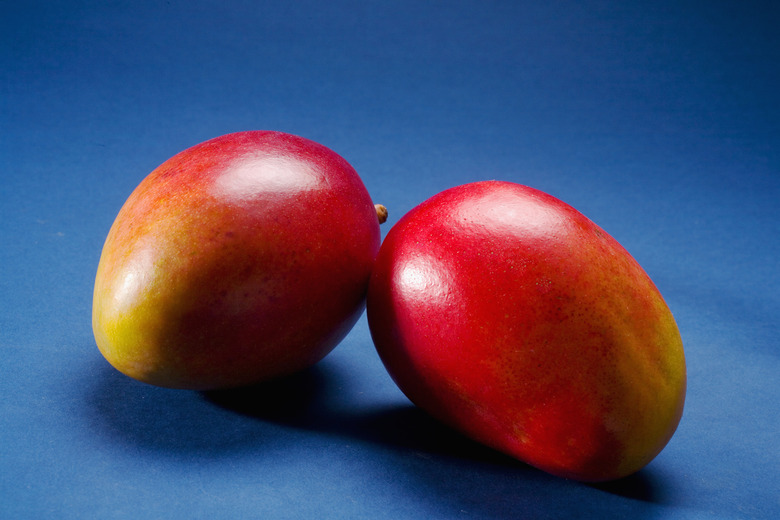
[93,131,380,390]
[367,181,686,482]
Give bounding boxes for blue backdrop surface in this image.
[2,1,778,518]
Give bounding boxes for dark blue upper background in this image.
[2,1,778,518]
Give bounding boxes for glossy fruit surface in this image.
[367,180,686,482]
[93,131,381,390]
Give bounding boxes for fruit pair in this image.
[93,131,686,482]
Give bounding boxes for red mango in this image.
[367,180,686,482]
[93,131,384,390]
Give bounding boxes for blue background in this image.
[2,1,778,518]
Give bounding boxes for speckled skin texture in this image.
[93,131,380,390]
[367,181,686,482]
